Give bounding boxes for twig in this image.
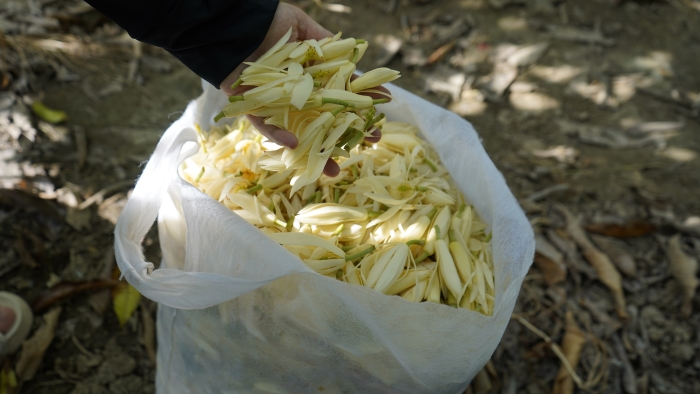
[78,180,134,209]
[525,183,570,202]
[71,334,95,357]
[512,313,585,389]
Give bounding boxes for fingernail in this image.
[271,129,298,149]
[364,128,381,143]
[0,305,16,334]
[323,159,340,177]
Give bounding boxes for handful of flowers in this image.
[214,28,400,194]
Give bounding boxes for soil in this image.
[1,0,699,393]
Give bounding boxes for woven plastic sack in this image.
[114,80,534,394]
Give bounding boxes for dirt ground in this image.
[1,0,700,393]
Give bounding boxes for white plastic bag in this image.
[115,81,534,394]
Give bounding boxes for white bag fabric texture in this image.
[114,81,534,394]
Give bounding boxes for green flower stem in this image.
[228,95,244,102]
[426,207,438,220]
[372,98,389,105]
[315,190,323,203]
[458,204,467,215]
[331,105,347,116]
[448,230,457,244]
[213,112,225,123]
[434,225,442,240]
[355,39,366,44]
[365,113,385,130]
[406,239,425,247]
[246,184,262,194]
[351,48,359,64]
[414,251,430,264]
[286,215,295,231]
[334,188,341,203]
[230,78,243,89]
[345,131,365,152]
[322,98,356,108]
[345,245,375,262]
[423,157,438,172]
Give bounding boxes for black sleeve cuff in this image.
[87,0,279,88]
[155,1,279,88]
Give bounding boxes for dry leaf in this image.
[0,361,18,394]
[15,307,61,381]
[578,297,622,333]
[472,368,492,394]
[535,234,567,285]
[557,205,627,319]
[666,235,699,318]
[534,254,567,285]
[112,281,141,326]
[590,235,637,277]
[585,221,655,238]
[552,311,586,394]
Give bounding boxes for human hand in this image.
[219,3,389,177]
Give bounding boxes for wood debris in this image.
[666,235,699,318]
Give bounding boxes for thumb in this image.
[290,5,332,41]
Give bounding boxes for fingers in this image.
[0,305,16,334]
[322,158,340,177]
[246,115,298,149]
[363,127,382,144]
[286,3,332,41]
[350,74,393,102]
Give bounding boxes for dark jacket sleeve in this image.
[85,0,279,87]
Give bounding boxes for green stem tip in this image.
[345,245,375,262]
[414,251,430,264]
[246,184,262,194]
[230,78,243,90]
[351,47,359,64]
[448,229,457,244]
[334,188,341,203]
[426,207,438,220]
[322,98,356,108]
[423,157,438,172]
[372,98,389,105]
[406,239,425,247]
[213,112,225,123]
[228,95,244,102]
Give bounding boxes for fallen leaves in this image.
[30,101,67,124]
[534,234,567,285]
[15,307,61,381]
[557,205,627,319]
[666,235,699,318]
[590,235,637,277]
[552,312,586,394]
[586,220,656,238]
[112,281,141,327]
